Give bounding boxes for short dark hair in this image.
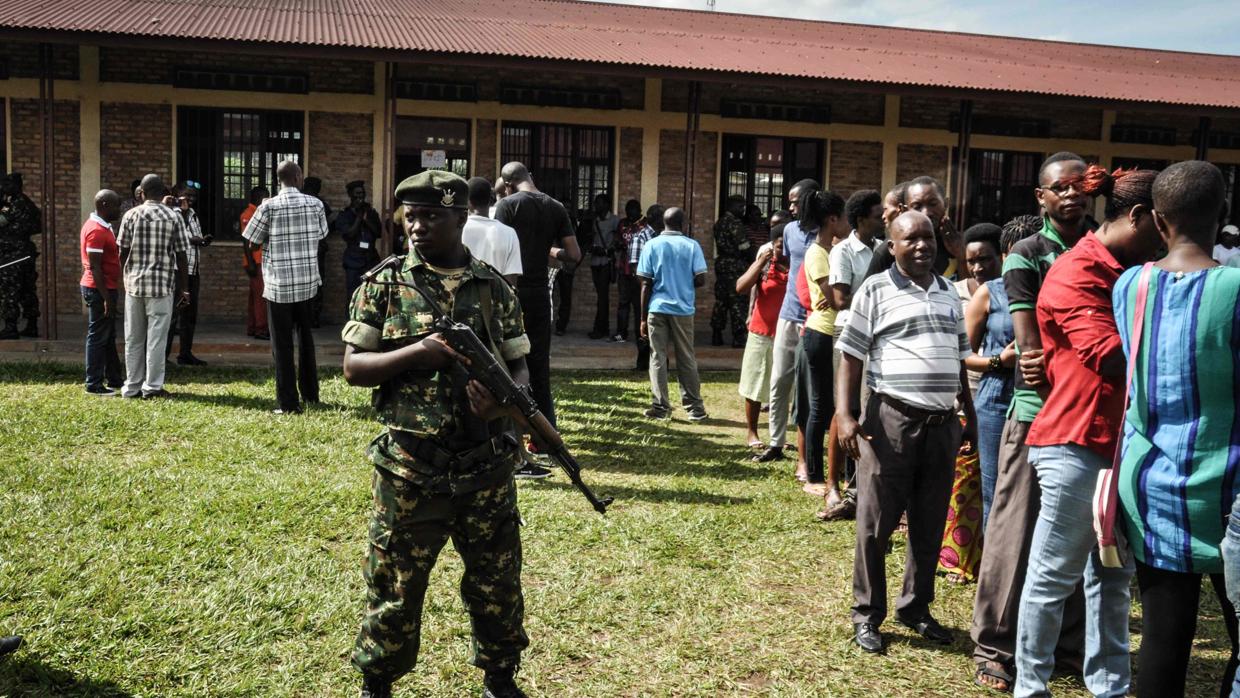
[1153,160,1227,237]
[790,179,820,196]
[645,203,664,221]
[1039,151,1085,183]
[770,222,787,242]
[963,222,1002,255]
[467,176,492,208]
[1001,215,1041,253]
[845,189,882,229]
[770,209,792,226]
[906,176,944,199]
[800,189,846,228]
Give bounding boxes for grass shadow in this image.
[0,654,137,697]
[533,479,753,506]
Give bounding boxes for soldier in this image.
[0,173,42,339]
[711,194,752,347]
[342,170,532,698]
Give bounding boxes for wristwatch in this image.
[988,354,1002,372]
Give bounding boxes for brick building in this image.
[1,1,1239,338]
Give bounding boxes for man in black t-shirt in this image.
[494,162,581,450]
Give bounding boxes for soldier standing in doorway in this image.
[711,194,752,348]
[0,173,42,339]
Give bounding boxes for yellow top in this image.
[803,242,836,336]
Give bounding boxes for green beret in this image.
[394,170,468,210]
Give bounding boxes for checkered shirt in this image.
[242,186,329,304]
[628,224,658,267]
[180,209,204,276]
[116,201,188,298]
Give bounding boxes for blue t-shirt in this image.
[778,220,818,323]
[636,231,707,316]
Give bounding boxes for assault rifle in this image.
[362,256,613,515]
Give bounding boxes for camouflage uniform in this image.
[342,246,532,683]
[710,210,751,339]
[0,192,41,331]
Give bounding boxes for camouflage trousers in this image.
[352,466,528,681]
[710,273,746,336]
[0,246,38,323]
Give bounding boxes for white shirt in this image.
[828,231,882,330]
[1214,244,1240,266]
[463,214,523,278]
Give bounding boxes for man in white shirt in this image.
[1214,224,1239,265]
[464,177,522,285]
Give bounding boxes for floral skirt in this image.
[939,448,984,582]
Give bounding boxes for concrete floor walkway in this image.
[0,318,746,371]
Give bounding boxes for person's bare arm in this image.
[834,353,868,458]
[342,335,465,387]
[959,363,978,452]
[736,247,771,294]
[830,284,852,312]
[638,277,652,339]
[87,251,111,317]
[1012,309,1047,397]
[503,274,520,286]
[694,272,706,288]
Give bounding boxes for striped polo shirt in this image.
[838,266,970,411]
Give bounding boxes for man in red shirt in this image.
[79,189,123,395]
[1013,167,1161,697]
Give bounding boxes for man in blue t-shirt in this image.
[757,179,820,464]
[637,207,708,421]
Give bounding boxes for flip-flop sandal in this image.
[975,662,1013,693]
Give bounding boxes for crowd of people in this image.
[703,154,1240,698]
[34,148,1240,697]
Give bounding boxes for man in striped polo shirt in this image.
[836,211,977,654]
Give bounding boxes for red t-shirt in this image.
[748,260,789,337]
[795,259,812,314]
[1026,232,1126,460]
[79,217,120,289]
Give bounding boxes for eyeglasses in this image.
[1039,180,1081,196]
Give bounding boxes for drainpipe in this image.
[38,44,57,340]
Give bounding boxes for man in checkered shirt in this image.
[243,160,329,414]
[116,173,189,399]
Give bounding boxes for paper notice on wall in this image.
[421,150,447,168]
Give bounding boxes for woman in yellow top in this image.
[798,189,850,494]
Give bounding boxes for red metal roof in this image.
[2,0,1239,109]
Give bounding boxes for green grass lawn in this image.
[0,362,1233,697]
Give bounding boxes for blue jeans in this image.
[1222,493,1240,698]
[81,285,122,390]
[1015,443,1134,698]
[975,374,1012,529]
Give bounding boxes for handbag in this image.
[1093,262,1153,568]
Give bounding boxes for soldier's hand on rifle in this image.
[466,379,512,422]
[419,332,469,370]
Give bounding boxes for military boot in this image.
[19,318,37,337]
[0,635,21,657]
[360,675,391,698]
[0,322,18,340]
[482,666,527,698]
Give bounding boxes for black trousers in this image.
[616,274,640,340]
[1135,560,1239,698]
[267,298,319,411]
[590,265,611,336]
[801,329,834,484]
[167,274,200,358]
[517,284,555,428]
[554,271,574,334]
[852,395,958,626]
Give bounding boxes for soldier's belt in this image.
[390,430,518,469]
